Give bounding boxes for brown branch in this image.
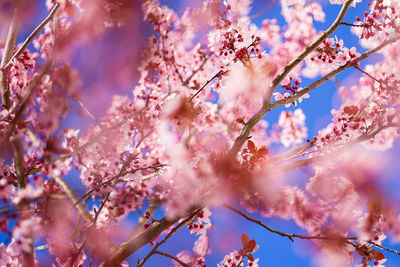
[128,197,161,240]
[75,98,103,129]
[353,65,379,82]
[69,241,87,267]
[99,209,197,267]
[99,208,201,267]
[223,204,356,242]
[341,22,364,27]
[370,241,400,256]
[268,142,314,164]
[268,35,400,111]
[0,2,22,107]
[229,0,355,156]
[3,3,60,70]
[265,0,354,101]
[136,209,201,267]
[153,250,191,267]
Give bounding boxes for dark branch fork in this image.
[229,0,354,156]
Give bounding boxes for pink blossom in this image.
[277,108,308,147]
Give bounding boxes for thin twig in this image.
[341,22,364,27]
[223,204,356,242]
[188,70,223,101]
[93,193,110,224]
[370,241,400,256]
[75,98,103,129]
[73,163,164,207]
[352,65,385,84]
[69,241,87,267]
[250,0,276,19]
[182,54,211,86]
[153,250,191,267]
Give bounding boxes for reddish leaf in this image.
[236,117,246,125]
[371,250,385,261]
[343,105,358,115]
[247,140,256,153]
[256,146,269,157]
[64,1,77,18]
[367,199,382,213]
[241,233,250,249]
[238,248,246,257]
[248,239,256,252]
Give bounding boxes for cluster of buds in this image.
[281,77,301,95]
[311,39,341,63]
[356,11,383,39]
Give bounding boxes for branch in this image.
[0,3,34,266]
[128,197,161,240]
[75,98,103,129]
[370,241,400,256]
[275,122,400,172]
[266,0,353,102]
[229,0,354,156]
[100,208,200,267]
[182,54,211,86]
[188,70,223,101]
[3,3,60,70]
[341,22,364,27]
[153,250,191,267]
[0,2,22,107]
[268,35,400,110]
[223,204,356,242]
[136,209,201,267]
[52,175,93,223]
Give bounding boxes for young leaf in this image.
[241,233,250,249]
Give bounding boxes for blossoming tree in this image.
[1,0,400,266]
